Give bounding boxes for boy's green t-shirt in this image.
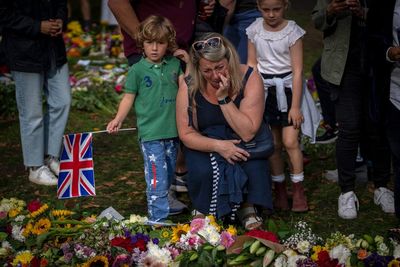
[124,56,182,142]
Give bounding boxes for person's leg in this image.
[282,126,308,212]
[386,103,400,218]
[335,71,364,219]
[12,71,45,167]
[269,126,289,210]
[43,63,71,159]
[140,140,171,222]
[12,70,58,185]
[80,0,91,30]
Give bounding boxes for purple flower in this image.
[220,231,235,248]
[152,238,159,245]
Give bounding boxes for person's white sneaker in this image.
[45,156,60,176]
[29,166,58,186]
[338,191,359,219]
[374,187,395,213]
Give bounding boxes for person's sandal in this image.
[192,209,206,219]
[237,206,263,231]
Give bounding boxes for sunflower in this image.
[171,224,190,243]
[12,250,34,266]
[81,256,109,267]
[160,229,171,239]
[8,208,20,218]
[32,218,51,235]
[23,222,33,237]
[29,204,49,218]
[51,209,74,217]
[389,259,400,267]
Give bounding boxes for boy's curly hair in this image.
[135,15,178,52]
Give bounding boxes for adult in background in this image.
[312,0,394,219]
[0,0,71,185]
[367,0,400,218]
[176,33,273,230]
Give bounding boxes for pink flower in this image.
[220,231,235,248]
[167,247,180,259]
[0,211,7,219]
[190,218,205,234]
[115,84,123,93]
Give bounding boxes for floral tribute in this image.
[1,198,400,267]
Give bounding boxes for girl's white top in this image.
[246,18,305,75]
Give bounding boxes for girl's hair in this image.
[136,15,178,52]
[188,32,242,103]
[256,0,290,7]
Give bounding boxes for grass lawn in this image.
[0,3,398,242]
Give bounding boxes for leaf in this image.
[267,219,278,233]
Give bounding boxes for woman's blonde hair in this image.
[136,15,178,52]
[188,33,242,103]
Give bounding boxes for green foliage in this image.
[0,83,17,118]
[71,81,121,114]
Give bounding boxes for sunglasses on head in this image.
[192,37,222,52]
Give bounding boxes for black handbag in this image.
[228,120,274,160]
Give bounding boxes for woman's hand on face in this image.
[216,139,250,165]
[216,73,231,99]
[288,108,303,129]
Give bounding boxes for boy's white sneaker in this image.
[374,187,395,213]
[29,166,58,186]
[338,191,359,219]
[45,156,60,176]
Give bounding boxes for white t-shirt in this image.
[246,18,305,75]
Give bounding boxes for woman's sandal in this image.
[192,209,206,219]
[237,206,263,231]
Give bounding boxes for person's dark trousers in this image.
[386,103,400,218]
[334,70,391,193]
[312,58,336,128]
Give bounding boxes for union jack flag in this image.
[57,132,96,199]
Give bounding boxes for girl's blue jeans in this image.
[140,138,178,222]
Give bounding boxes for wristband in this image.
[217,96,231,105]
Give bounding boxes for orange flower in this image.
[357,249,368,260]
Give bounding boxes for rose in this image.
[27,200,41,213]
[190,218,206,234]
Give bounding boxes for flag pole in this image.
[90,127,137,134]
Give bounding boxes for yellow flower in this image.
[32,218,51,235]
[23,222,33,237]
[12,250,34,266]
[51,209,74,217]
[389,259,400,267]
[81,256,109,267]
[8,209,19,218]
[311,245,327,261]
[161,229,171,239]
[171,224,190,243]
[29,204,49,218]
[226,225,237,236]
[207,215,221,232]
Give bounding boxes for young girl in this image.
[246,0,310,212]
[107,15,188,222]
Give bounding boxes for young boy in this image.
[107,15,188,222]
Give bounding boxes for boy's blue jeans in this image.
[140,138,178,222]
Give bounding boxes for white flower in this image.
[127,214,148,224]
[14,215,25,222]
[329,244,351,265]
[391,239,400,258]
[287,255,306,267]
[377,242,389,256]
[297,240,310,254]
[11,225,25,242]
[273,254,288,267]
[2,241,11,249]
[142,242,172,266]
[283,249,298,258]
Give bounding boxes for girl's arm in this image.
[247,40,258,68]
[107,93,136,133]
[288,38,304,129]
[176,78,250,164]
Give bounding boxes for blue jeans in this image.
[223,9,261,64]
[140,138,178,222]
[12,63,71,167]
